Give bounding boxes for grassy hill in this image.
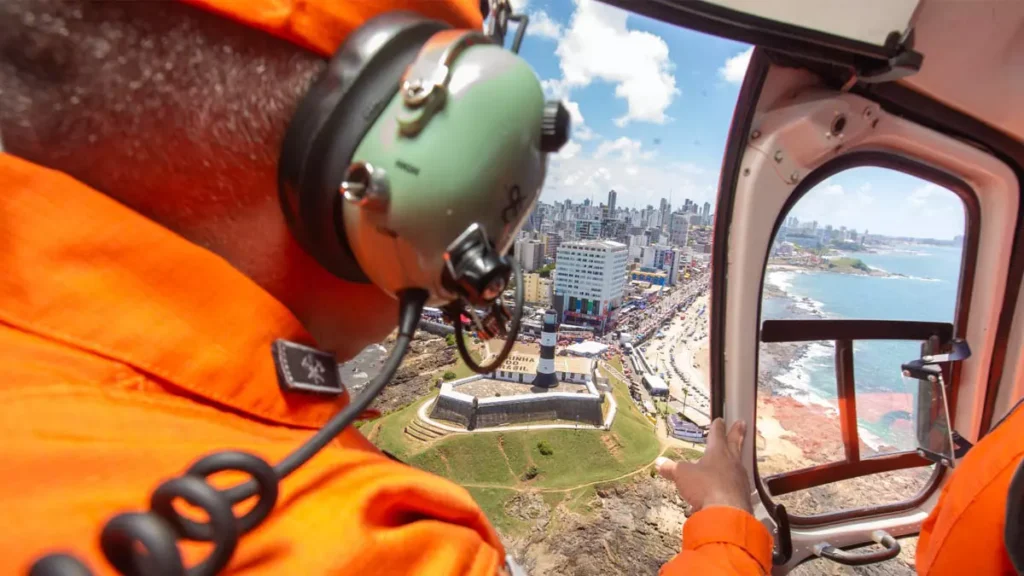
[827,257,872,274]
[368,363,662,533]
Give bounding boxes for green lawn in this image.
[367,361,661,535]
[464,487,528,534]
[372,365,659,489]
[449,346,483,379]
[372,393,436,460]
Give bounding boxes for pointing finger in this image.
[706,418,727,452]
[727,419,746,458]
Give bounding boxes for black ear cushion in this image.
[278,12,449,283]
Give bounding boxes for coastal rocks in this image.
[343,330,457,414]
[507,476,687,576]
[505,492,551,527]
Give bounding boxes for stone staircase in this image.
[404,418,449,443]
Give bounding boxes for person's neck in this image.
[0,0,325,238]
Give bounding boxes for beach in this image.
[756,264,935,519]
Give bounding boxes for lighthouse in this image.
[534,309,558,388]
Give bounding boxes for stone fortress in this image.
[429,310,608,430]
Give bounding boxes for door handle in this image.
[813,530,901,566]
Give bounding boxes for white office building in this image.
[553,240,628,333]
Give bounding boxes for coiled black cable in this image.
[453,258,523,374]
[30,289,429,576]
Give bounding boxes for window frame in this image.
[751,151,981,526]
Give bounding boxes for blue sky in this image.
[507,0,965,239]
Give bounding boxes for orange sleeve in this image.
[660,507,773,576]
[182,0,484,57]
[915,403,1024,575]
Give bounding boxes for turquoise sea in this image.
[762,245,964,451]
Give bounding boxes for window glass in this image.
[757,167,966,512]
[756,340,844,470]
[773,466,936,519]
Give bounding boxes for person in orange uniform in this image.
[655,410,1024,574]
[0,1,761,574]
[0,0,499,573]
[4,0,1018,575]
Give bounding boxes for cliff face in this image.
[504,476,688,576]
[501,473,920,576]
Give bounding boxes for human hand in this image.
[656,418,752,513]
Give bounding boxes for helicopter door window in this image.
[756,166,969,518]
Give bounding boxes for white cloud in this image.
[558,140,582,160]
[668,161,707,176]
[555,0,678,126]
[789,176,965,239]
[560,100,596,141]
[719,47,753,84]
[575,124,596,141]
[563,100,584,125]
[509,0,529,11]
[908,183,942,207]
[542,137,716,208]
[594,136,654,162]
[822,183,845,196]
[541,78,570,100]
[527,10,563,40]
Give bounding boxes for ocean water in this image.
[763,245,964,451]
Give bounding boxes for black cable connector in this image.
[454,258,523,374]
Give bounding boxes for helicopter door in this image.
[596,1,1023,571]
[706,48,1020,574]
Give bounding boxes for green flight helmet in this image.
[340,29,569,306]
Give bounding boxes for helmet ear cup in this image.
[278,13,449,283]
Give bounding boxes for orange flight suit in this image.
[2,3,508,574]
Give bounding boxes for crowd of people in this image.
[615,271,711,343]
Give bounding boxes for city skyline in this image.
[514,0,966,240]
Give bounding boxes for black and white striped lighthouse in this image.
[534,309,558,388]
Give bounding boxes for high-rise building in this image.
[670,212,690,246]
[607,189,617,215]
[646,209,661,229]
[542,232,562,259]
[523,273,553,306]
[513,239,545,272]
[702,202,711,219]
[575,219,602,240]
[553,240,628,333]
[583,198,591,207]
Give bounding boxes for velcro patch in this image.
[271,340,344,396]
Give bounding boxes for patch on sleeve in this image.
[271,340,344,396]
